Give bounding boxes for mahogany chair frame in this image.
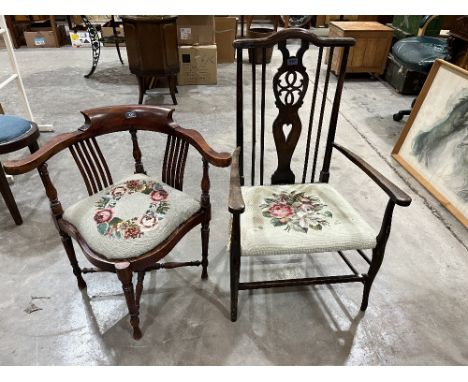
[4,105,231,339]
[228,28,412,321]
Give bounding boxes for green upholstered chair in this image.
[391,16,449,121]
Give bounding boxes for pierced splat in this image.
[271,40,310,184]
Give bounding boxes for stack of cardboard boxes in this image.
[214,16,237,63]
[176,16,218,85]
[176,16,237,85]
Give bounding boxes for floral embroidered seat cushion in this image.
[240,184,377,256]
[63,174,200,260]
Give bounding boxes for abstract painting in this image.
[392,59,468,227]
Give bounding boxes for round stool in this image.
[0,115,40,225]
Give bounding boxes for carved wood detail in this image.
[130,128,146,174]
[271,40,310,184]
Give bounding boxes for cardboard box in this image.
[101,26,125,47]
[215,16,237,63]
[69,31,94,47]
[178,45,217,85]
[24,25,66,48]
[177,16,215,45]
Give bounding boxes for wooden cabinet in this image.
[122,16,179,104]
[329,21,394,75]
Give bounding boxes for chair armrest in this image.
[177,127,231,168]
[417,15,439,36]
[229,147,245,214]
[333,143,412,207]
[3,131,79,175]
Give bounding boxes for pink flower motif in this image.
[94,209,113,223]
[124,226,142,239]
[111,185,127,198]
[126,180,146,192]
[150,189,168,202]
[300,202,314,212]
[268,203,294,219]
[139,213,158,230]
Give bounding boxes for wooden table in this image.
[328,21,394,76]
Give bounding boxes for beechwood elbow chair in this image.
[228,28,412,321]
[4,105,231,339]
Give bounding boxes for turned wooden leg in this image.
[28,140,40,154]
[201,223,209,280]
[116,262,142,340]
[137,76,146,105]
[135,271,145,311]
[168,75,178,105]
[0,161,22,225]
[360,247,386,311]
[230,215,241,322]
[200,159,210,280]
[60,233,87,290]
[360,281,372,311]
[230,248,240,322]
[361,201,395,311]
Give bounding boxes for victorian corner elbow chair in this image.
[3,105,231,339]
[228,29,412,322]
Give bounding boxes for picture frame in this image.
[392,59,468,227]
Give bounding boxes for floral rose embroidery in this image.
[124,226,142,239]
[93,179,170,239]
[94,209,113,223]
[268,203,294,219]
[260,190,332,233]
[111,186,127,198]
[126,180,146,192]
[150,189,168,202]
[139,213,158,231]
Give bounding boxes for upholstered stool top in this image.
[0,115,33,144]
[240,183,377,256]
[63,174,201,260]
[392,36,448,73]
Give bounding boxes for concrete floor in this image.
[0,42,467,365]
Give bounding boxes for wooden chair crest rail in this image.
[229,28,411,321]
[4,105,231,339]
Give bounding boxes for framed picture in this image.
[392,59,468,228]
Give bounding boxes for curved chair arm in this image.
[417,15,439,36]
[3,123,231,176]
[3,131,80,175]
[175,126,231,168]
[228,147,245,214]
[333,143,412,207]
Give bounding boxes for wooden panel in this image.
[363,38,378,68]
[372,36,393,74]
[331,21,393,32]
[350,37,367,68]
[329,21,393,75]
[328,25,343,73]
